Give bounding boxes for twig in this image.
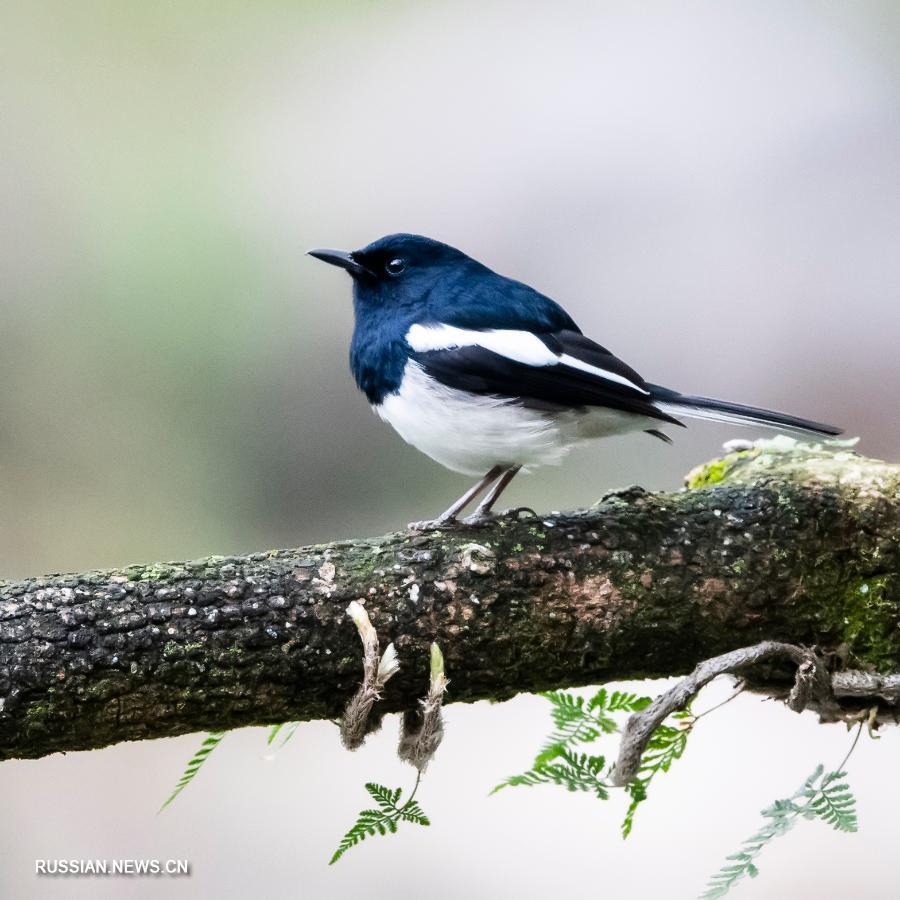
[611,641,831,786]
[831,671,900,705]
[692,683,746,723]
[835,719,865,774]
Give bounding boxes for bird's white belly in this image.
[374,361,652,475]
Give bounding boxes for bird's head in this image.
[309,233,477,312]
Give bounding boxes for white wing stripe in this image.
[406,325,650,397]
[406,323,555,366]
[405,324,648,395]
[558,353,649,394]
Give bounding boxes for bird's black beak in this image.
[307,248,370,277]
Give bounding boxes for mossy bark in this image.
[0,442,897,761]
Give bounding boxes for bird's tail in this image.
[648,384,842,437]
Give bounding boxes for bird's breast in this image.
[373,360,585,475]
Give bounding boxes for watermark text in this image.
[35,859,190,877]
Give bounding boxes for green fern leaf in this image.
[330,808,389,864]
[700,806,798,898]
[543,691,593,730]
[798,763,825,798]
[266,721,300,748]
[621,780,646,838]
[159,731,227,811]
[496,686,654,803]
[620,711,692,838]
[399,801,431,826]
[701,766,859,897]
[534,740,569,766]
[366,783,402,811]
[809,771,858,833]
[329,783,430,864]
[600,690,653,713]
[494,747,609,799]
[538,688,641,756]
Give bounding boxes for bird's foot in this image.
[459,510,496,527]
[460,506,537,527]
[407,515,458,532]
[597,485,648,504]
[500,506,538,521]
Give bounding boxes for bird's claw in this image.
[460,506,536,527]
[501,506,537,520]
[407,516,458,532]
[460,511,496,527]
[597,485,648,504]
[409,506,536,531]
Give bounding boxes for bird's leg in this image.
[408,465,503,531]
[461,465,522,526]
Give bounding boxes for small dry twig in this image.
[611,641,833,786]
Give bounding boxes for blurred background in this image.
[1,1,898,897]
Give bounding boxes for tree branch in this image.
[1,440,897,761]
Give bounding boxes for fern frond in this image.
[700,800,798,898]
[366,783,402,810]
[621,780,646,838]
[621,711,692,838]
[266,721,300,748]
[496,686,653,803]
[543,691,599,730]
[538,723,600,758]
[701,766,858,897]
[797,763,825,798]
[330,809,392,864]
[329,782,430,864]
[399,800,431,825]
[808,771,858,832]
[534,740,568,766]
[494,747,609,799]
[538,688,651,758]
[596,690,652,714]
[159,731,227,811]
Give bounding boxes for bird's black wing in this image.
[409,327,683,427]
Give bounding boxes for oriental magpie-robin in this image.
[310,234,841,530]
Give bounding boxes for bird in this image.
[309,233,841,530]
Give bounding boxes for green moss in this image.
[838,576,898,672]
[685,450,755,489]
[24,701,54,729]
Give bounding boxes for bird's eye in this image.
[385,258,406,276]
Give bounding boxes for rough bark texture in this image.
[1,441,897,761]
